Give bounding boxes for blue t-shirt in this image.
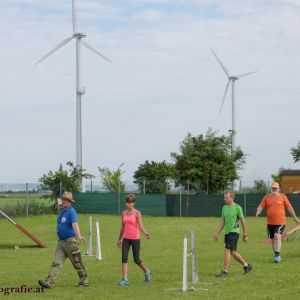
[56,206,78,240]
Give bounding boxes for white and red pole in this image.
[0,210,46,248]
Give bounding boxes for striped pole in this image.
[0,209,46,248]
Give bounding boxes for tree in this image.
[39,162,94,200]
[171,129,246,194]
[291,142,300,163]
[253,179,269,194]
[271,166,285,185]
[133,160,175,194]
[98,164,126,193]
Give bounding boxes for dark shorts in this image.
[267,225,285,239]
[224,232,239,251]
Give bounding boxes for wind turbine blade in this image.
[236,71,258,78]
[35,37,73,65]
[82,41,112,63]
[219,80,231,115]
[210,48,230,77]
[72,0,78,33]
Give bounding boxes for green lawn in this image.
[1,214,300,300]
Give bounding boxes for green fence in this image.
[73,193,166,216]
[166,193,300,217]
[73,192,300,217]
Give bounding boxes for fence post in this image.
[244,193,247,216]
[118,180,121,215]
[179,187,182,217]
[143,179,146,195]
[186,180,190,217]
[25,183,29,217]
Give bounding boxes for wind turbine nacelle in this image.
[73,32,86,39]
[77,87,86,95]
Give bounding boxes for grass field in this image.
[1,214,300,300]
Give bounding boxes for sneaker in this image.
[38,280,52,289]
[243,263,253,274]
[215,270,228,278]
[118,279,129,286]
[145,269,151,283]
[274,256,281,263]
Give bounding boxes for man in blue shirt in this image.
[38,192,88,288]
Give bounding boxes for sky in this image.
[0,0,300,187]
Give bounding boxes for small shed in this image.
[281,170,300,194]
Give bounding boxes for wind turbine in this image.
[210,48,257,154]
[36,0,112,192]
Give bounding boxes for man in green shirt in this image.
[213,190,252,277]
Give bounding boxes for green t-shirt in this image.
[221,203,244,234]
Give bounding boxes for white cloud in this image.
[0,0,300,186]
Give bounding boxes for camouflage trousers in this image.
[46,237,88,286]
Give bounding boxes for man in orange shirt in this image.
[256,182,300,263]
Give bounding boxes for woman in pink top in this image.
[117,194,151,286]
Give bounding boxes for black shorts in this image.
[267,225,285,239]
[224,232,239,251]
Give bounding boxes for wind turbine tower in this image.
[36,0,112,192]
[210,48,257,153]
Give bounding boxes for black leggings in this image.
[122,239,142,265]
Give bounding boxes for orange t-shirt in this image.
[259,193,292,225]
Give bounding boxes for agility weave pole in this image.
[83,216,102,260]
[191,229,198,284]
[96,218,102,260]
[261,224,300,244]
[0,209,46,248]
[165,229,208,292]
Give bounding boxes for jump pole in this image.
[191,229,199,284]
[83,216,102,260]
[165,230,208,292]
[0,209,46,248]
[87,216,93,256]
[182,231,188,292]
[95,218,102,260]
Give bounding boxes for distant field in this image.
[0,193,53,216]
[0,193,45,203]
[1,215,300,299]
